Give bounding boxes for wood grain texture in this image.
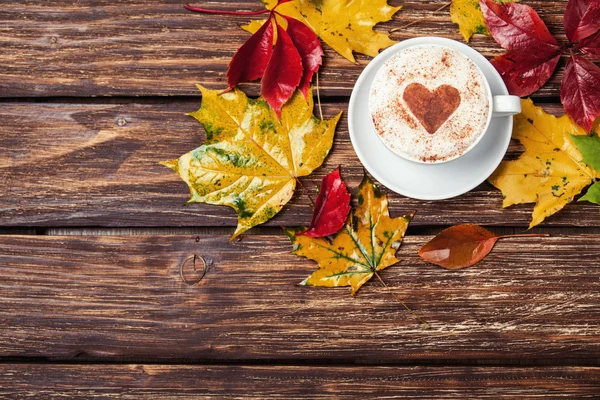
[1,234,599,362]
[1,365,599,398]
[4,101,598,229]
[0,0,573,98]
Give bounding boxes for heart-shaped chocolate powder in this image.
[402,83,461,134]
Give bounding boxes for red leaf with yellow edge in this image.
[419,224,548,270]
[298,167,351,238]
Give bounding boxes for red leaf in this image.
[480,0,559,53]
[564,0,600,43]
[480,0,563,97]
[298,167,351,238]
[226,18,274,88]
[580,30,600,60]
[491,50,563,97]
[285,16,323,100]
[261,23,303,116]
[418,225,549,270]
[560,52,600,131]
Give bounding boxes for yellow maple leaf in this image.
[450,0,517,42]
[285,175,413,295]
[243,0,402,62]
[162,85,341,240]
[488,98,600,228]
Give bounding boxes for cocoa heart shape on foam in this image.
[402,83,461,134]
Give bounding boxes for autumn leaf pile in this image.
[166,1,402,239]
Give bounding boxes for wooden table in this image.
[1,0,599,397]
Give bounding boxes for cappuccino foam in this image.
[369,45,491,163]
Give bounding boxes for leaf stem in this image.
[374,272,430,329]
[316,72,323,120]
[183,4,271,16]
[296,178,315,207]
[497,233,551,240]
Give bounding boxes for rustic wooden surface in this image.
[3,102,599,229]
[1,0,600,397]
[1,234,599,362]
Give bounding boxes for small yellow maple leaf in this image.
[162,85,341,240]
[244,0,402,62]
[488,98,600,229]
[285,175,413,295]
[450,0,517,42]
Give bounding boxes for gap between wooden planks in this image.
[0,233,598,363]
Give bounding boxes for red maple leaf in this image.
[480,0,600,131]
[184,0,323,116]
[297,167,351,238]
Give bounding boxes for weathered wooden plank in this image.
[0,0,571,97]
[2,101,598,228]
[1,364,599,398]
[0,234,599,362]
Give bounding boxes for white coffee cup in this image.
[369,38,521,164]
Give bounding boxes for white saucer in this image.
[348,37,512,200]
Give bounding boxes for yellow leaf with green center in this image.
[488,98,600,229]
[243,0,402,62]
[450,0,517,42]
[285,175,413,295]
[162,85,341,240]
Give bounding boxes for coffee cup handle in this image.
[492,95,521,117]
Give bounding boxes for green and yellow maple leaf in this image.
[162,85,341,240]
[488,98,600,228]
[285,175,413,295]
[244,0,402,62]
[571,132,600,205]
[450,0,517,42]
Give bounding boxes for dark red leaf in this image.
[491,50,563,97]
[285,16,323,99]
[564,0,600,43]
[480,0,560,53]
[297,167,351,238]
[560,52,600,131]
[480,0,563,97]
[226,18,274,88]
[580,30,600,60]
[261,23,303,116]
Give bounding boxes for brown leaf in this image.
[419,224,549,270]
